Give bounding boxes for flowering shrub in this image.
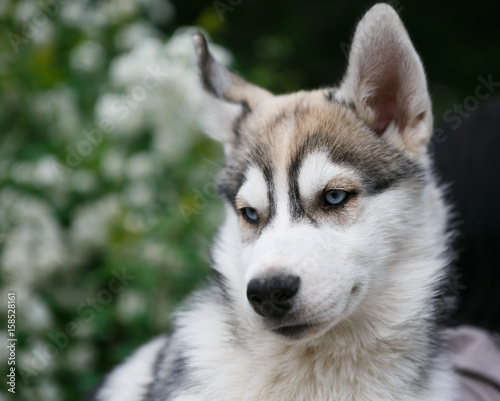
[0,1,228,399]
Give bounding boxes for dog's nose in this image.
[246,274,300,319]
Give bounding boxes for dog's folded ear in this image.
[338,4,432,157]
[192,33,273,147]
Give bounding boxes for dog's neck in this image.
[229,263,447,400]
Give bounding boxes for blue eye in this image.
[324,190,349,206]
[242,207,259,223]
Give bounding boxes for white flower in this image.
[31,87,80,140]
[33,156,61,187]
[66,343,95,372]
[123,182,153,208]
[140,240,169,265]
[19,340,57,377]
[29,20,55,47]
[101,148,127,182]
[101,0,140,24]
[94,93,124,133]
[2,219,64,282]
[125,152,155,181]
[13,0,38,22]
[70,40,105,73]
[60,1,106,31]
[0,191,67,284]
[116,290,147,322]
[115,21,160,51]
[70,196,121,252]
[95,92,146,138]
[70,169,98,194]
[37,380,62,401]
[110,37,164,86]
[21,294,54,331]
[96,27,233,164]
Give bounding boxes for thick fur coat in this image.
[87,4,458,401]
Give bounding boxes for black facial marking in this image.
[210,268,232,305]
[232,100,251,139]
[216,142,277,234]
[218,97,423,235]
[216,163,248,209]
[338,144,424,194]
[288,156,306,221]
[261,162,276,226]
[290,131,423,198]
[244,142,277,229]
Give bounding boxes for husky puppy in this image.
[88,4,458,401]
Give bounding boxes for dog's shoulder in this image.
[85,335,168,401]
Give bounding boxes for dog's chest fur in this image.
[155,284,456,401]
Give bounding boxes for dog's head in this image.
[193,4,437,341]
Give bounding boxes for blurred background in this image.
[0,0,499,400]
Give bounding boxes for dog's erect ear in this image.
[192,33,273,146]
[338,4,432,156]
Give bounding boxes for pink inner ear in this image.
[371,95,399,135]
[365,69,401,135]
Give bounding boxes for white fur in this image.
[96,336,167,401]
[298,151,360,199]
[237,166,269,211]
[201,95,243,145]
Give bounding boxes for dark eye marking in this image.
[240,207,259,224]
[322,189,351,208]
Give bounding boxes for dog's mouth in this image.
[272,323,314,339]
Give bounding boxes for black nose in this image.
[247,274,300,319]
